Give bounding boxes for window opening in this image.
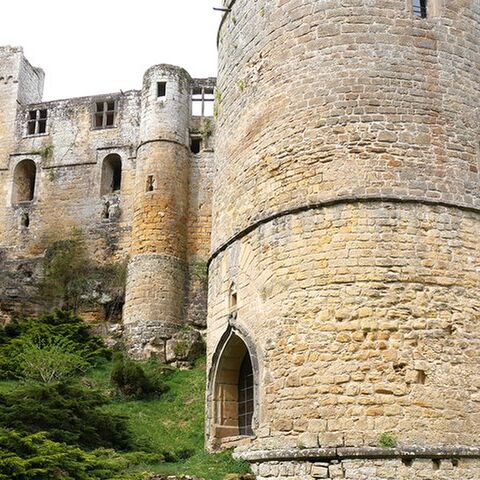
[146,175,155,192]
[93,100,117,129]
[192,86,215,117]
[229,283,237,315]
[157,81,167,98]
[27,109,47,136]
[238,354,254,436]
[100,154,122,195]
[12,160,36,204]
[21,212,30,228]
[413,0,427,18]
[190,137,202,154]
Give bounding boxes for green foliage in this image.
[0,382,131,450]
[0,428,150,480]
[40,230,91,311]
[378,432,397,449]
[190,261,208,284]
[111,356,168,399]
[214,88,222,120]
[17,336,89,383]
[0,310,108,380]
[236,79,246,92]
[40,229,127,315]
[199,118,213,140]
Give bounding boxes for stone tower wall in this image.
[207,0,480,476]
[123,65,193,359]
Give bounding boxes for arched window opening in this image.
[213,332,256,440]
[12,160,36,204]
[101,154,122,195]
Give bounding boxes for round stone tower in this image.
[207,0,480,478]
[124,64,191,359]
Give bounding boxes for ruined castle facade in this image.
[1,0,480,478]
[0,45,215,359]
[205,0,480,478]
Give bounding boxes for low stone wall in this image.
[238,447,480,480]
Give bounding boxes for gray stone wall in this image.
[0,47,214,344]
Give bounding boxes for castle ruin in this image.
[2,0,480,478]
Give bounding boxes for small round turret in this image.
[123,64,192,359]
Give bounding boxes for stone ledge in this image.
[209,195,480,266]
[235,446,480,463]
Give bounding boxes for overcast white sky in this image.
[1,0,220,100]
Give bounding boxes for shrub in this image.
[111,357,168,399]
[0,428,150,479]
[0,382,131,450]
[0,310,109,380]
[17,336,89,383]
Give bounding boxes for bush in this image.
[0,310,109,380]
[0,428,150,479]
[111,357,168,399]
[17,336,89,383]
[0,382,131,450]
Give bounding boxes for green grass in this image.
[88,357,251,479]
[0,357,250,480]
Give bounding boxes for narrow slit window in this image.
[26,109,48,136]
[157,82,167,98]
[229,283,237,313]
[93,100,117,129]
[412,0,427,18]
[146,175,155,192]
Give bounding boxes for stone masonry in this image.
[0,46,214,359]
[206,0,480,478]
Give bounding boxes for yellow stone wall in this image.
[207,0,480,473]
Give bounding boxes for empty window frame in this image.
[12,160,36,204]
[190,136,202,154]
[412,0,427,18]
[101,154,122,195]
[93,100,117,129]
[192,86,215,117]
[26,109,47,136]
[157,81,167,98]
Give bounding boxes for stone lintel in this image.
[235,446,480,463]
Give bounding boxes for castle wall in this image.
[207,0,480,473]
[0,47,214,336]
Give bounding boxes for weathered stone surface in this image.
[206,0,480,478]
[0,47,214,361]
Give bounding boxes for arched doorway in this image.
[212,331,257,440]
[101,154,122,195]
[12,159,36,204]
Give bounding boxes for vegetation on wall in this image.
[40,229,127,319]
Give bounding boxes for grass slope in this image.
[87,358,250,479]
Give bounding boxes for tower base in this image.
[236,447,480,479]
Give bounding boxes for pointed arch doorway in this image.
[211,329,258,441]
